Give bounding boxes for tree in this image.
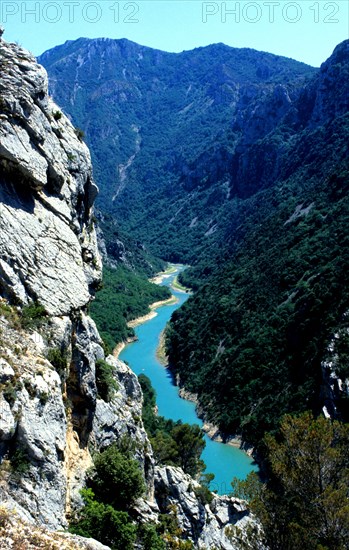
[171,424,206,477]
[231,412,349,550]
[151,431,179,466]
[70,489,137,550]
[90,444,145,511]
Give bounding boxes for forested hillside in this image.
[41,37,349,450]
[166,40,349,445]
[39,39,315,261]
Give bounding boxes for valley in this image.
[40,37,349,450]
[119,265,258,494]
[1,30,349,549]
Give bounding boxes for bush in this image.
[74,127,85,141]
[137,523,166,550]
[89,444,145,510]
[70,489,136,550]
[10,447,30,476]
[20,301,46,329]
[0,301,20,329]
[95,359,118,402]
[3,382,17,407]
[52,110,62,120]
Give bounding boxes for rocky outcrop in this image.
[0,38,101,315]
[154,466,253,549]
[310,40,349,126]
[0,504,110,549]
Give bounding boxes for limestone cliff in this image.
[0,37,256,549]
[0,36,151,531]
[0,38,101,314]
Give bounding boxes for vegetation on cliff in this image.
[231,412,349,550]
[139,374,206,478]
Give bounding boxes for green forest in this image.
[166,114,349,446]
[90,265,171,353]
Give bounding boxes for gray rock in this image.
[0,357,14,383]
[154,465,254,549]
[0,40,102,315]
[0,396,16,440]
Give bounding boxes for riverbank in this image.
[114,266,180,357]
[113,336,138,359]
[150,264,177,285]
[156,330,168,365]
[127,295,178,328]
[171,275,191,293]
[178,387,254,456]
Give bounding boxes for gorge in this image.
[1,27,349,549]
[119,266,257,495]
[0,34,258,549]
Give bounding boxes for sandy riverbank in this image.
[156,330,168,365]
[150,265,177,285]
[171,275,191,294]
[127,295,178,328]
[112,336,138,359]
[113,267,179,357]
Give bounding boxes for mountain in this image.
[39,38,316,261]
[166,40,349,445]
[0,36,256,549]
[40,37,349,449]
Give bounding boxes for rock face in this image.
[0,38,151,532]
[0,39,101,315]
[0,503,110,549]
[0,36,256,548]
[154,466,253,549]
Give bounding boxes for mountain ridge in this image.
[39,36,317,262]
[39,35,349,447]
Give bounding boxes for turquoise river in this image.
[119,265,257,495]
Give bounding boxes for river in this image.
[119,265,257,495]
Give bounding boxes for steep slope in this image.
[166,40,349,445]
[39,38,316,261]
[0,36,257,549]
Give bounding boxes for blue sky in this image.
[1,1,348,66]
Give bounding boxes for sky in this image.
[1,0,348,66]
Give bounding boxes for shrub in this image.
[0,301,20,329]
[89,444,145,511]
[95,359,118,402]
[74,127,85,141]
[3,382,17,407]
[70,489,137,550]
[20,301,46,329]
[137,523,166,550]
[10,447,30,476]
[52,110,62,120]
